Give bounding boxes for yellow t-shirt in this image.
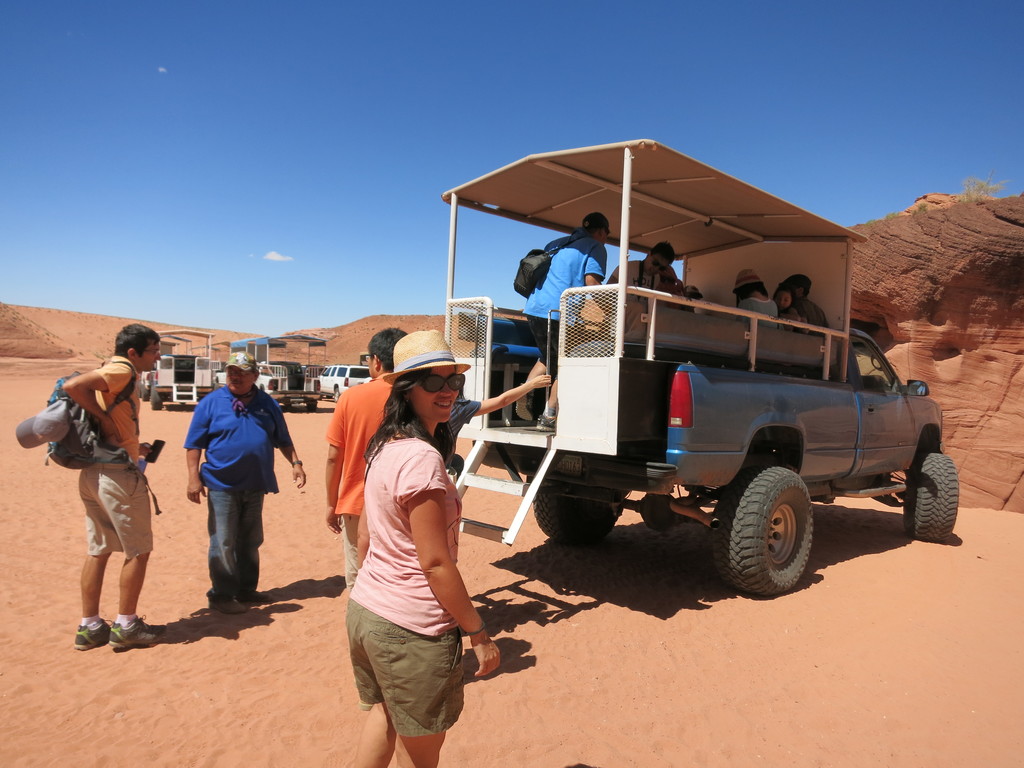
[93,356,141,461]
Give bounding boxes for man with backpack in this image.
[523,211,610,431]
[62,323,166,651]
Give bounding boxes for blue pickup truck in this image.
[440,140,959,596]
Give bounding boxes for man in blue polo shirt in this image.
[523,211,610,431]
[185,352,306,614]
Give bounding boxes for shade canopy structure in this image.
[228,334,328,350]
[442,139,864,258]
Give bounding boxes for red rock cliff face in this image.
[850,195,1024,512]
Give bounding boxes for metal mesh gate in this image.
[560,285,620,360]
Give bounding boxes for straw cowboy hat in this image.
[382,330,470,383]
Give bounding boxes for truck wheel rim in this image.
[767,503,797,565]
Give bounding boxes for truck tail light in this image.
[668,371,693,428]
[344,377,350,387]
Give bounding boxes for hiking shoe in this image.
[108,617,166,650]
[237,590,273,605]
[75,620,111,651]
[514,396,534,421]
[209,596,248,614]
[536,415,557,432]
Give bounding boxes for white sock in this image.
[543,407,556,418]
[115,614,137,627]
[82,616,103,629]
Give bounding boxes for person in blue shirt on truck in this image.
[523,211,610,432]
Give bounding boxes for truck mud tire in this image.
[305,400,318,413]
[534,491,620,545]
[903,452,958,542]
[711,465,813,597]
[149,386,163,411]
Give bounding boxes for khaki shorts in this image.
[79,464,153,559]
[346,599,464,737]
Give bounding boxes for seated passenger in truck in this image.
[606,241,685,304]
[733,269,780,328]
[780,273,829,328]
[773,284,804,328]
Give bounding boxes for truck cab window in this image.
[852,338,898,392]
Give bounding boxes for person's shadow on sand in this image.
[483,501,939,631]
[160,575,346,645]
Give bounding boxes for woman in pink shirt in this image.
[347,330,501,767]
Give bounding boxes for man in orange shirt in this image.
[324,328,406,588]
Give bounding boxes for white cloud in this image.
[157,67,167,74]
[263,251,293,262]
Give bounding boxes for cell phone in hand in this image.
[146,439,166,463]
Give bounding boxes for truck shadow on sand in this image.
[481,502,936,632]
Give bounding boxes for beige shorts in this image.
[341,514,360,588]
[346,600,464,737]
[79,464,153,559]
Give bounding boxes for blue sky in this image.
[2,1,1021,336]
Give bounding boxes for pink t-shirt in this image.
[350,438,461,636]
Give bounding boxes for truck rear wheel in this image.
[534,490,620,545]
[712,466,813,596]
[903,452,958,542]
[150,386,163,411]
[305,400,318,413]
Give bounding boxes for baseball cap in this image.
[582,212,610,231]
[15,401,70,449]
[224,352,258,372]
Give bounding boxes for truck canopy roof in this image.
[442,139,864,256]
[158,329,215,356]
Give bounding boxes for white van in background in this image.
[320,364,371,400]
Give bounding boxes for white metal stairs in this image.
[171,384,199,402]
[456,438,559,546]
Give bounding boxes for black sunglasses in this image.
[419,373,465,393]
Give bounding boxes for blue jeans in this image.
[206,488,265,599]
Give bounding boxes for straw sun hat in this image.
[382,330,470,383]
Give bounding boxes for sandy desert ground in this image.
[2,359,1024,768]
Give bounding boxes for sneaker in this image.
[208,596,248,614]
[514,396,534,421]
[237,590,273,605]
[536,415,557,432]
[108,617,166,650]
[74,620,111,651]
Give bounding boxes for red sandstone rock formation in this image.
[851,195,1024,512]
[900,192,960,216]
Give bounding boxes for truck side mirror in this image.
[905,380,930,396]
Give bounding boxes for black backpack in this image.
[47,362,136,470]
[513,249,552,298]
[512,233,583,298]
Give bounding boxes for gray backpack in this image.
[46,363,136,470]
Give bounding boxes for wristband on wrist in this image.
[291,459,303,466]
[464,622,486,637]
